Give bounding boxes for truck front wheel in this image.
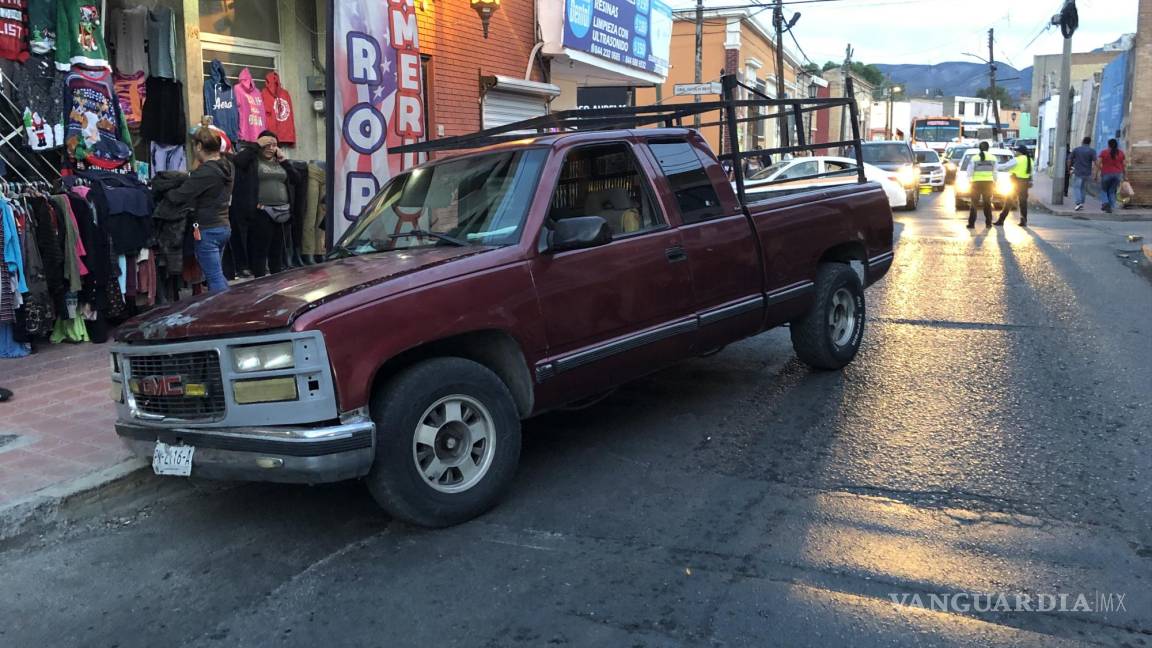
[366,357,522,527]
[789,263,865,370]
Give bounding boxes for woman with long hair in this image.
[1095,138,1126,213]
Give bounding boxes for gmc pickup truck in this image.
[111,123,893,527]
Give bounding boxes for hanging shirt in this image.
[108,5,148,75]
[55,0,110,70]
[204,59,239,141]
[114,71,146,128]
[146,6,175,79]
[140,76,186,145]
[150,142,187,176]
[0,0,29,62]
[14,52,65,150]
[27,0,53,54]
[65,67,133,169]
[234,67,267,142]
[261,71,296,145]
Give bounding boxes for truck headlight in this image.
[897,165,917,187]
[234,377,299,404]
[955,176,971,193]
[231,342,295,373]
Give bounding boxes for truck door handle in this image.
[665,245,688,263]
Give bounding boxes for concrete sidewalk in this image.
[0,343,144,538]
[1029,173,1152,221]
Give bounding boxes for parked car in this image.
[914,149,945,191]
[743,156,907,209]
[953,147,1017,210]
[111,128,894,528]
[860,141,920,210]
[941,144,966,184]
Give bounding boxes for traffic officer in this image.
[965,141,998,228]
[996,144,1033,227]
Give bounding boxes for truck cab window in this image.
[648,141,723,224]
[548,143,663,237]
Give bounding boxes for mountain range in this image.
[872,62,1033,102]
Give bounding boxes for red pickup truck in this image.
[111,125,893,527]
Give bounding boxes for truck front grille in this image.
[126,351,226,420]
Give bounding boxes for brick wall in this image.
[1127,0,1152,203]
[417,2,541,139]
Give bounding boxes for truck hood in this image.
[116,247,492,343]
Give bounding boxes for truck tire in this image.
[789,263,865,370]
[366,357,521,528]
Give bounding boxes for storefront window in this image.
[199,0,281,43]
[202,47,280,91]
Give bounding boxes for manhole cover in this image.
[0,434,19,449]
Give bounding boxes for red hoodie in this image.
[261,71,296,145]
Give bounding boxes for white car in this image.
[914,148,946,191]
[743,156,907,209]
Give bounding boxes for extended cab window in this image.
[548,143,663,237]
[648,141,723,224]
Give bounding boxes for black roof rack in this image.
[393,74,867,205]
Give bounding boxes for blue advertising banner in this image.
[1094,51,1130,149]
[563,0,672,75]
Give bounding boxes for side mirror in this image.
[548,216,613,252]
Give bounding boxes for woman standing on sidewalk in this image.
[1095,138,1127,214]
[163,128,235,292]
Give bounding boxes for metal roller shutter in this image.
[482,90,549,131]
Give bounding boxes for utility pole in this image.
[1051,0,1076,204]
[693,0,703,127]
[839,44,852,141]
[987,28,1003,143]
[773,0,790,149]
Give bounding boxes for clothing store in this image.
[0,0,329,358]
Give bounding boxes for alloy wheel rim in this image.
[411,395,496,494]
[828,288,857,348]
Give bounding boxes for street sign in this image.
[674,82,722,96]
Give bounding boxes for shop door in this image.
[482,91,547,130]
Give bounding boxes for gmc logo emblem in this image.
[138,375,184,397]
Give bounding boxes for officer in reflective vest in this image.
[965,141,999,228]
[996,145,1033,227]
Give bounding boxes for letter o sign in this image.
[343,102,387,155]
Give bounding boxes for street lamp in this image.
[471,0,500,38]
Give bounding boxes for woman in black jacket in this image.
[232,130,299,277]
[164,128,235,292]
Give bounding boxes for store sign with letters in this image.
[330,0,426,240]
[563,0,672,75]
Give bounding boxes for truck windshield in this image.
[861,144,912,165]
[336,148,548,254]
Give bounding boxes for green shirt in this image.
[55,0,111,71]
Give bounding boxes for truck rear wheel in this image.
[790,263,865,370]
[366,357,521,527]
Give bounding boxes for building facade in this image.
[635,9,801,156]
[824,67,875,144]
[1030,50,1123,117]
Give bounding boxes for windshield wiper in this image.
[388,230,468,247]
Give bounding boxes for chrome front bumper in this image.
[117,419,375,483]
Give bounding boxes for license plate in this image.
[152,441,195,477]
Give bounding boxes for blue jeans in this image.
[1072,175,1089,205]
[194,226,232,292]
[1100,173,1122,209]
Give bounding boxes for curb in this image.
[0,458,148,543]
[1029,199,1152,221]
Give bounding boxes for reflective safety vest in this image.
[971,155,996,182]
[1011,154,1032,179]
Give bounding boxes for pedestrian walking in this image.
[1069,137,1096,211]
[964,142,1004,228]
[996,145,1033,227]
[1094,138,1127,214]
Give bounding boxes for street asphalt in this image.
[2,188,1151,648]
